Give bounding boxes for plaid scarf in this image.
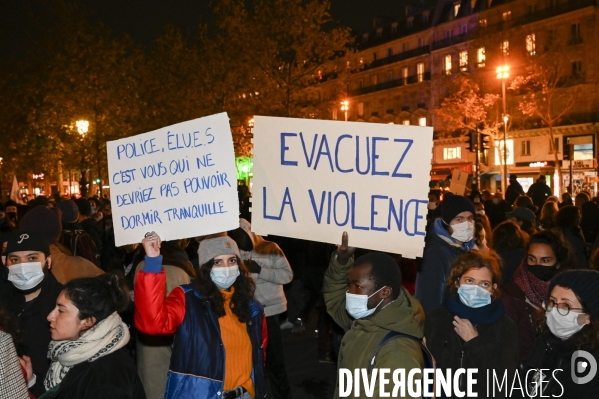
[512,263,549,308]
[44,312,129,390]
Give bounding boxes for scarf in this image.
[44,312,129,390]
[512,263,549,308]
[432,218,477,250]
[443,294,506,325]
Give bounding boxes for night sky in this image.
[0,0,403,60]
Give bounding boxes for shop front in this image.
[509,161,559,196]
[562,159,598,196]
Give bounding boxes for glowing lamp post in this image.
[496,65,510,193]
[76,120,89,136]
[340,100,349,122]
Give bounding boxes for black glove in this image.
[245,259,262,274]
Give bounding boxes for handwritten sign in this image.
[251,116,433,259]
[106,113,239,246]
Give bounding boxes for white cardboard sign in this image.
[106,112,239,246]
[251,116,434,259]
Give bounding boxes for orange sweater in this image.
[218,288,255,398]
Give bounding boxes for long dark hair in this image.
[0,305,22,344]
[194,256,255,322]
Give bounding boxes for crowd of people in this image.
[0,174,597,398]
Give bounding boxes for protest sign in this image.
[106,112,239,246]
[449,169,470,196]
[251,116,433,258]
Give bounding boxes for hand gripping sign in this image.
[106,113,239,246]
[251,116,434,259]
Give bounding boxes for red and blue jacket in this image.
[134,255,267,399]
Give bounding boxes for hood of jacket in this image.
[433,218,476,250]
[239,218,263,249]
[351,287,425,338]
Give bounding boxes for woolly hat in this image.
[3,230,50,256]
[198,235,241,267]
[441,195,475,224]
[19,206,62,245]
[506,207,536,222]
[57,200,79,224]
[549,270,599,318]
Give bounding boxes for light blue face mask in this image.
[457,284,492,308]
[210,266,240,289]
[345,286,386,319]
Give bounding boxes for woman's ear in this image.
[454,279,460,289]
[580,314,591,326]
[79,316,96,335]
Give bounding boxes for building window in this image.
[573,143,593,160]
[444,147,461,160]
[521,140,531,156]
[502,11,511,21]
[459,50,468,71]
[388,48,393,57]
[372,75,378,85]
[391,24,397,34]
[332,108,338,120]
[359,79,363,89]
[445,30,452,39]
[528,4,537,14]
[417,63,425,82]
[572,61,582,77]
[362,34,368,43]
[500,40,509,55]
[423,13,429,23]
[359,57,364,65]
[526,33,536,55]
[402,43,409,52]
[479,18,487,27]
[461,25,468,34]
[550,137,560,153]
[376,30,382,39]
[358,102,364,116]
[418,37,425,47]
[386,71,393,81]
[407,18,413,29]
[444,55,452,75]
[402,120,410,125]
[454,3,460,17]
[402,67,409,83]
[373,52,377,61]
[477,47,486,67]
[570,23,582,44]
[419,117,427,126]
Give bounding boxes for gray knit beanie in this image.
[198,236,241,267]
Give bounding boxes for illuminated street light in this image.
[496,65,510,193]
[76,120,89,136]
[248,118,255,129]
[340,100,349,122]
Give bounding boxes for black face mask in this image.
[7,212,17,222]
[527,264,558,282]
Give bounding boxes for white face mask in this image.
[450,220,474,242]
[458,284,492,308]
[427,202,437,210]
[7,261,46,290]
[345,286,386,319]
[210,266,240,290]
[545,307,586,339]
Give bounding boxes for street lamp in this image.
[496,65,509,193]
[76,120,89,136]
[340,100,349,122]
[76,120,89,197]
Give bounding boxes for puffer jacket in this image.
[323,253,425,399]
[239,218,293,317]
[134,255,267,399]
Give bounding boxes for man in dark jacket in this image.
[0,231,64,396]
[505,174,524,209]
[415,194,477,314]
[527,175,552,209]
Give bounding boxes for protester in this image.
[134,239,194,399]
[555,205,587,269]
[506,206,537,236]
[228,218,293,399]
[135,232,266,399]
[19,205,103,284]
[424,251,519,397]
[490,221,528,287]
[323,232,425,399]
[0,304,33,398]
[513,194,537,213]
[505,174,524,209]
[41,273,146,398]
[574,192,590,208]
[0,231,64,396]
[0,202,17,241]
[560,192,574,208]
[522,270,599,397]
[5,200,19,224]
[539,200,558,230]
[74,198,102,265]
[485,192,508,228]
[502,230,575,362]
[416,194,476,314]
[580,200,599,246]
[527,175,552,209]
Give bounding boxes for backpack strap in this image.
[368,331,435,373]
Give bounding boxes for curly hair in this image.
[194,256,256,322]
[526,230,575,269]
[491,221,528,253]
[445,250,503,297]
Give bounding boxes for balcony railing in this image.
[349,72,431,96]
[363,46,430,71]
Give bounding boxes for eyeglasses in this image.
[542,299,585,316]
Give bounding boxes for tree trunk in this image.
[548,124,563,194]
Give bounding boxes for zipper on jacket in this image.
[459,350,465,390]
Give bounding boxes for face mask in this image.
[545,307,585,339]
[457,284,492,308]
[345,286,386,319]
[450,220,474,242]
[90,205,96,215]
[527,265,558,282]
[210,266,240,289]
[427,202,437,210]
[493,199,500,205]
[473,197,480,203]
[7,261,46,290]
